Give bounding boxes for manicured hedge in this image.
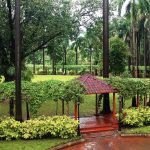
[0,116,79,140]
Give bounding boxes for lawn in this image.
[0,138,72,150]
[122,126,150,134]
[32,75,78,82]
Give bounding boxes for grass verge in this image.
[122,126,150,134]
[0,138,79,150]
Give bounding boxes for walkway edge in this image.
[48,139,85,150]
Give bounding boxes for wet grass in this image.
[32,75,78,82]
[0,138,72,150]
[122,126,150,134]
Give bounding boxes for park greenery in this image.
[0,116,78,140]
[0,0,150,147]
[121,107,150,127]
[105,77,150,99]
[0,79,85,115]
[0,0,149,80]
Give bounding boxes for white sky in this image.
[121,0,131,17]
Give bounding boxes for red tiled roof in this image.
[77,74,117,94]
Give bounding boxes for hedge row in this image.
[27,64,101,75]
[0,116,79,140]
[0,80,85,114]
[105,77,150,99]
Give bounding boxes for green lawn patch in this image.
[32,75,78,82]
[122,126,150,134]
[0,138,71,150]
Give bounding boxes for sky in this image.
[121,0,131,17]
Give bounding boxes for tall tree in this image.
[103,0,111,113]
[15,0,22,121]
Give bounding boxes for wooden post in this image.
[113,93,116,117]
[74,102,78,120]
[95,94,98,116]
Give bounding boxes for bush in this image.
[0,117,21,140]
[121,107,150,127]
[0,116,78,140]
[109,36,129,75]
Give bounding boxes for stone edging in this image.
[48,139,85,150]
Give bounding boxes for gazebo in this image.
[74,74,118,133]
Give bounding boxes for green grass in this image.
[0,138,71,150]
[122,126,150,134]
[32,75,78,82]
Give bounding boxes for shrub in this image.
[0,117,21,140]
[109,36,129,75]
[0,116,78,140]
[121,107,150,127]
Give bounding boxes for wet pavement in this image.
[63,131,150,150]
[80,115,118,133]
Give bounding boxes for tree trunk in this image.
[52,49,56,75]
[62,48,67,75]
[144,31,147,77]
[55,101,58,115]
[33,52,35,74]
[132,96,137,107]
[43,49,45,71]
[75,47,78,74]
[66,102,69,115]
[94,61,98,75]
[26,102,30,120]
[136,32,140,78]
[103,0,110,114]
[89,47,92,74]
[62,100,64,115]
[9,98,14,117]
[103,94,111,114]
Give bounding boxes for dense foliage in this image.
[0,116,78,140]
[0,79,85,114]
[121,107,150,127]
[0,0,103,80]
[109,36,129,75]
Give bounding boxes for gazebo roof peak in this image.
[77,74,117,94]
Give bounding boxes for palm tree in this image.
[118,0,150,77]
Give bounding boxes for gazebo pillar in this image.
[74,102,78,120]
[113,93,116,117]
[95,94,98,116]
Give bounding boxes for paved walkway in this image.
[62,131,150,150]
